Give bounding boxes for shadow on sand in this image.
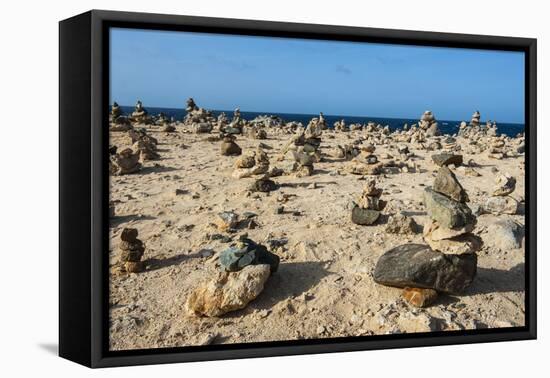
[144,250,210,272]
[110,214,156,227]
[465,262,525,295]
[249,261,330,311]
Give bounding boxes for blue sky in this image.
[110,28,525,123]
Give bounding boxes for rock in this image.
[118,228,145,273]
[433,166,469,202]
[121,228,138,242]
[484,196,518,215]
[493,173,516,196]
[432,153,463,167]
[424,187,476,229]
[221,136,242,156]
[485,219,523,250]
[422,219,474,241]
[385,214,417,235]
[250,177,277,192]
[216,211,239,231]
[402,287,438,308]
[110,148,142,175]
[373,243,477,294]
[186,264,271,317]
[351,205,380,225]
[235,154,256,169]
[219,238,280,273]
[425,232,482,254]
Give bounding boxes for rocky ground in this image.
[108,120,525,351]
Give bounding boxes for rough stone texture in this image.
[484,196,519,215]
[422,219,473,241]
[424,187,476,229]
[433,166,469,202]
[351,205,380,225]
[385,214,417,235]
[402,287,438,308]
[485,219,523,250]
[215,211,239,231]
[219,238,280,273]
[373,243,477,294]
[493,174,516,196]
[424,232,482,255]
[432,153,463,167]
[186,264,271,317]
[221,138,242,156]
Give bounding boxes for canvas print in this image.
[107,28,526,351]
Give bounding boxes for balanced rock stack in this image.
[220,134,242,156]
[183,98,215,132]
[422,167,482,254]
[110,148,142,175]
[287,119,323,177]
[346,143,383,175]
[351,179,386,225]
[118,228,145,273]
[186,238,279,317]
[131,100,150,124]
[334,119,348,132]
[224,108,245,135]
[470,110,481,127]
[232,148,270,178]
[419,110,440,137]
[484,173,518,215]
[109,101,132,131]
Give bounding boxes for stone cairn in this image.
[422,167,481,255]
[484,173,518,215]
[130,100,150,124]
[419,110,440,137]
[232,147,277,192]
[183,98,215,133]
[334,119,348,132]
[186,237,280,317]
[346,143,383,175]
[278,114,324,177]
[373,168,479,307]
[220,134,242,156]
[109,101,132,131]
[110,148,142,175]
[118,228,145,273]
[351,179,386,225]
[224,108,246,135]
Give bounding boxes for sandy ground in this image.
[108,125,525,351]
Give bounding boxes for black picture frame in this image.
[59,9,537,368]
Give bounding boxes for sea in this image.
[118,106,524,138]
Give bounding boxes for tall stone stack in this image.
[183,97,216,132]
[131,100,150,124]
[119,228,145,273]
[419,110,440,137]
[484,173,519,215]
[351,179,386,225]
[470,110,481,127]
[373,167,478,305]
[422,167,481,255]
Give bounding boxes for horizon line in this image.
[113,103,524,125]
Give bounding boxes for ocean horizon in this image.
[117,105,525,137]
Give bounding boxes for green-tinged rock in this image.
[373,243,477,294]
[424,187,476,229]
[219,238,279,273]
[351,205,380,225]
[432,153,463,167]
[433,166,469,202]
